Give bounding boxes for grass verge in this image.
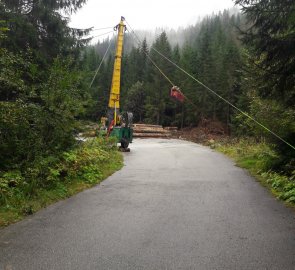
[210,138,295,207]
[0,137,123,227]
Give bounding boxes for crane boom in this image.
[108,17,125,125]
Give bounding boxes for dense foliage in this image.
[216,138,295,204]
[0,0,93,213]
[0,137,122,226]
[0,1,127,226]
[0,0,90,63]
[235,0,295,172]
[0,0,90,171]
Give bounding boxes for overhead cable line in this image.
[125,20,295,151]
[91,30,114,39]
[89,41,113,88]
[125,27,174,87]
[92,27,114,31]
[143,53,175,86]
[126,21,213,113]
[151,47,295,151]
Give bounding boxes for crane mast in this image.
[104,16,133,150]
[108,16,125,125]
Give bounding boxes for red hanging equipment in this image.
[170,86,185,103]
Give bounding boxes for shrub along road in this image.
[0,139,295,269]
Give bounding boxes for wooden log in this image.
[163,126,178,131]
[133,133,170,138]
[133,124,163,128]
[133,128,170,134]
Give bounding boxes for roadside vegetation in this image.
[213,138,295,206]
[0,137,123,227]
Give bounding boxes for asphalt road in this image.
[1,139,295,270]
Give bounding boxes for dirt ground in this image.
[174,120,229,144]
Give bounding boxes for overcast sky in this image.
[70,0,236,41]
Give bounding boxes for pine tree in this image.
[235,0,295,171]
[0,0,90,169]
[124,82,146,122]
[0,0,91,64]
[235,0,295,105]
[146,32,174,125]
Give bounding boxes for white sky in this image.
[70,0,236,41]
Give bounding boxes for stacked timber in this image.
[133,124,175,138]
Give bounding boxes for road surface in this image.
[1,139,295,270]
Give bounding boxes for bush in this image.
[234,95,295,173]
[0,137,120,213]
[217,138,295,205]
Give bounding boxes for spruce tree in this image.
[146,32,174,125]
[235,0,295,105]
[0,0,91,64]
[236,0,295,171]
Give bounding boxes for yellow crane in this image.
[106,16,133,149]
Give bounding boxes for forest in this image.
[0,0,294,223]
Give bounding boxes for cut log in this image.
[163,126,178,131]
[133,128,170,134]
[133,124,163,128]
[133,133,170,138]
[133,123,172,138]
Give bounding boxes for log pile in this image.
[133,124,177,138]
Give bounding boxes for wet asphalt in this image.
[0,139,295,270]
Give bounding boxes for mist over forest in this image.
[86,9,244,128]
[94,7,241,54]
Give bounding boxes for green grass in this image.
[212,138,295,207]
[0,137,123,227]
